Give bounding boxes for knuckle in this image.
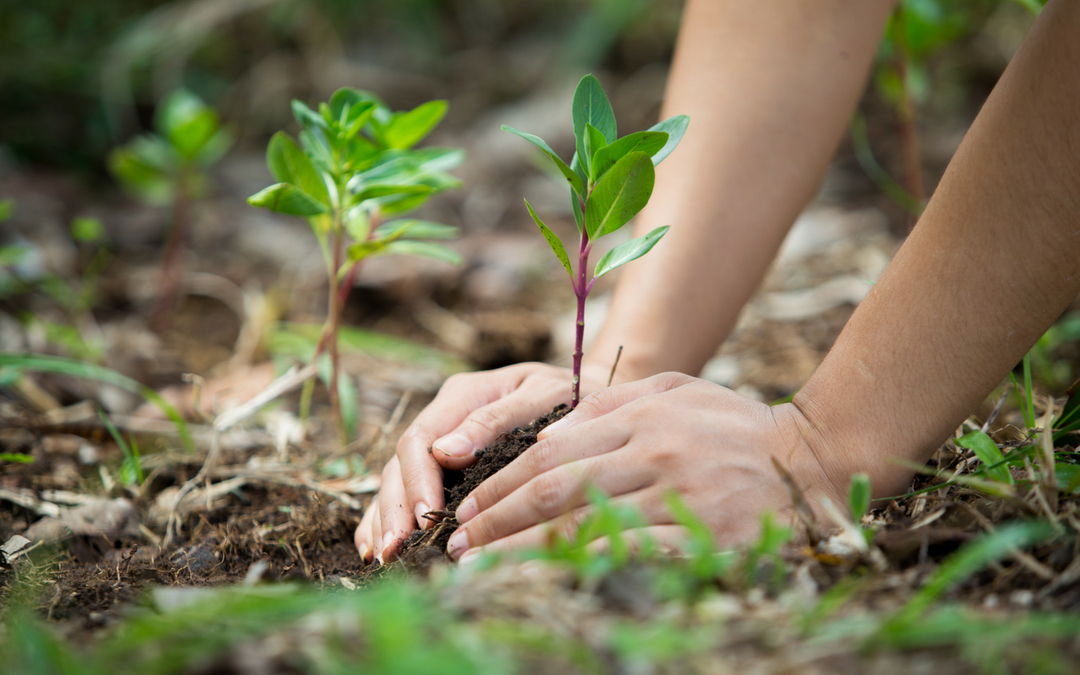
[465,404,505,437]
[531,471,569,516]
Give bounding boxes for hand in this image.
[355,361,612,563]
[444,373,851,562]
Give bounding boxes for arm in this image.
[447,0,1080,559]
[793,0,1080,499]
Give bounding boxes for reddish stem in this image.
[572,226,591,408]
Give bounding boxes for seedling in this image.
[503,74,688,406]
[109,90,233,332]
[247,88,463,441]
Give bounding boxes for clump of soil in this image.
[394,404,570,571]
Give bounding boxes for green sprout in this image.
[247,88,464,441]
[503,74,688,407]
[109,89,233,333]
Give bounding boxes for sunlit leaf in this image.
[267,132,330,205]
[956,430,1013,484]
[584,123,607,171]
[70,217,106,243]
[355,184,434,202]
[373,219,459,241]
[247,183,329,216]
[591,130,668,181]
[572,74,616,174]
[384,100,447,149]
[380,240,462,265]
[524,199,573,278]
[291,99,330,131]
[594,225,668,278]
[584,152,655,239]
[848,473,871,521]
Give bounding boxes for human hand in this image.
[355,361,611,563]
[443,373,850,562]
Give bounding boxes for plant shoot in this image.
[503,74,687,406]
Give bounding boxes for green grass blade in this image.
[0,353,194,453]
[99,408,144,485]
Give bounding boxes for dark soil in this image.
[393,404,571,572]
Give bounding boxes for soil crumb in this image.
[395,404,570,571]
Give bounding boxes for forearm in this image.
[792,0,1080,498]
[585,0,896,382]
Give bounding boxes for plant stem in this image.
[150,165,190,333]
[571,226,591,408]
[327,224,345,444]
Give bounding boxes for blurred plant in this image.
[109,89,233,333]
[503,74,687,407]
[0,203,111,361]
[247,88,463,441]
[857,0,1045,224]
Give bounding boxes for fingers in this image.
[456,415,634,524]
[354,497,378,563]
[538,372,693,440]
[374,457,413,563]
[396,366,538,532]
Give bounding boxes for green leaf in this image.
[108,143,175,205]
[594,225,668,278]
[381,240,462,265]
[571,192,584,233]
[887,522,1057,628]
[647,115,689,165]
[384,100,447,149]
[354,184,434,202]
[848,473,871,521]
[291,100,330,132]
[0,199,13,222]
[412,147,465,173]
[298,128,335,172]
[584,151,655,239]
[155,90,218,158]
[0,453,33,464]
[70,217,106,243]
[572,74,617,174]
[192,127,233,168]
[247,183,329,216]
[267,132,330,206]
[956,430,1013,484]
[524,199,573,279]
[373,220,459,241]
[584,123,607,171]
[501,125,583,196]
[591,130,668,181]
[99,408,143,485]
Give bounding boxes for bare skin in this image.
[357,0,1080,564]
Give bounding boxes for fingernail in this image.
[414,502,431,530]
[446,528,469,560]
[458,548,482,566]
[538,417,571,440]
[358,543,369,562]
[380,531,396,562]
[433,433,473,458]
[456,496,479,523]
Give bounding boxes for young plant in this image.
[247,88,463,441]
[503,74,688,407]
[109,89,233,332]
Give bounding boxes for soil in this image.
[394,404,571,572]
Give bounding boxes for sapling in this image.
[502,74,688,407]
[109,89,233,332]
[247,88,464,440]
